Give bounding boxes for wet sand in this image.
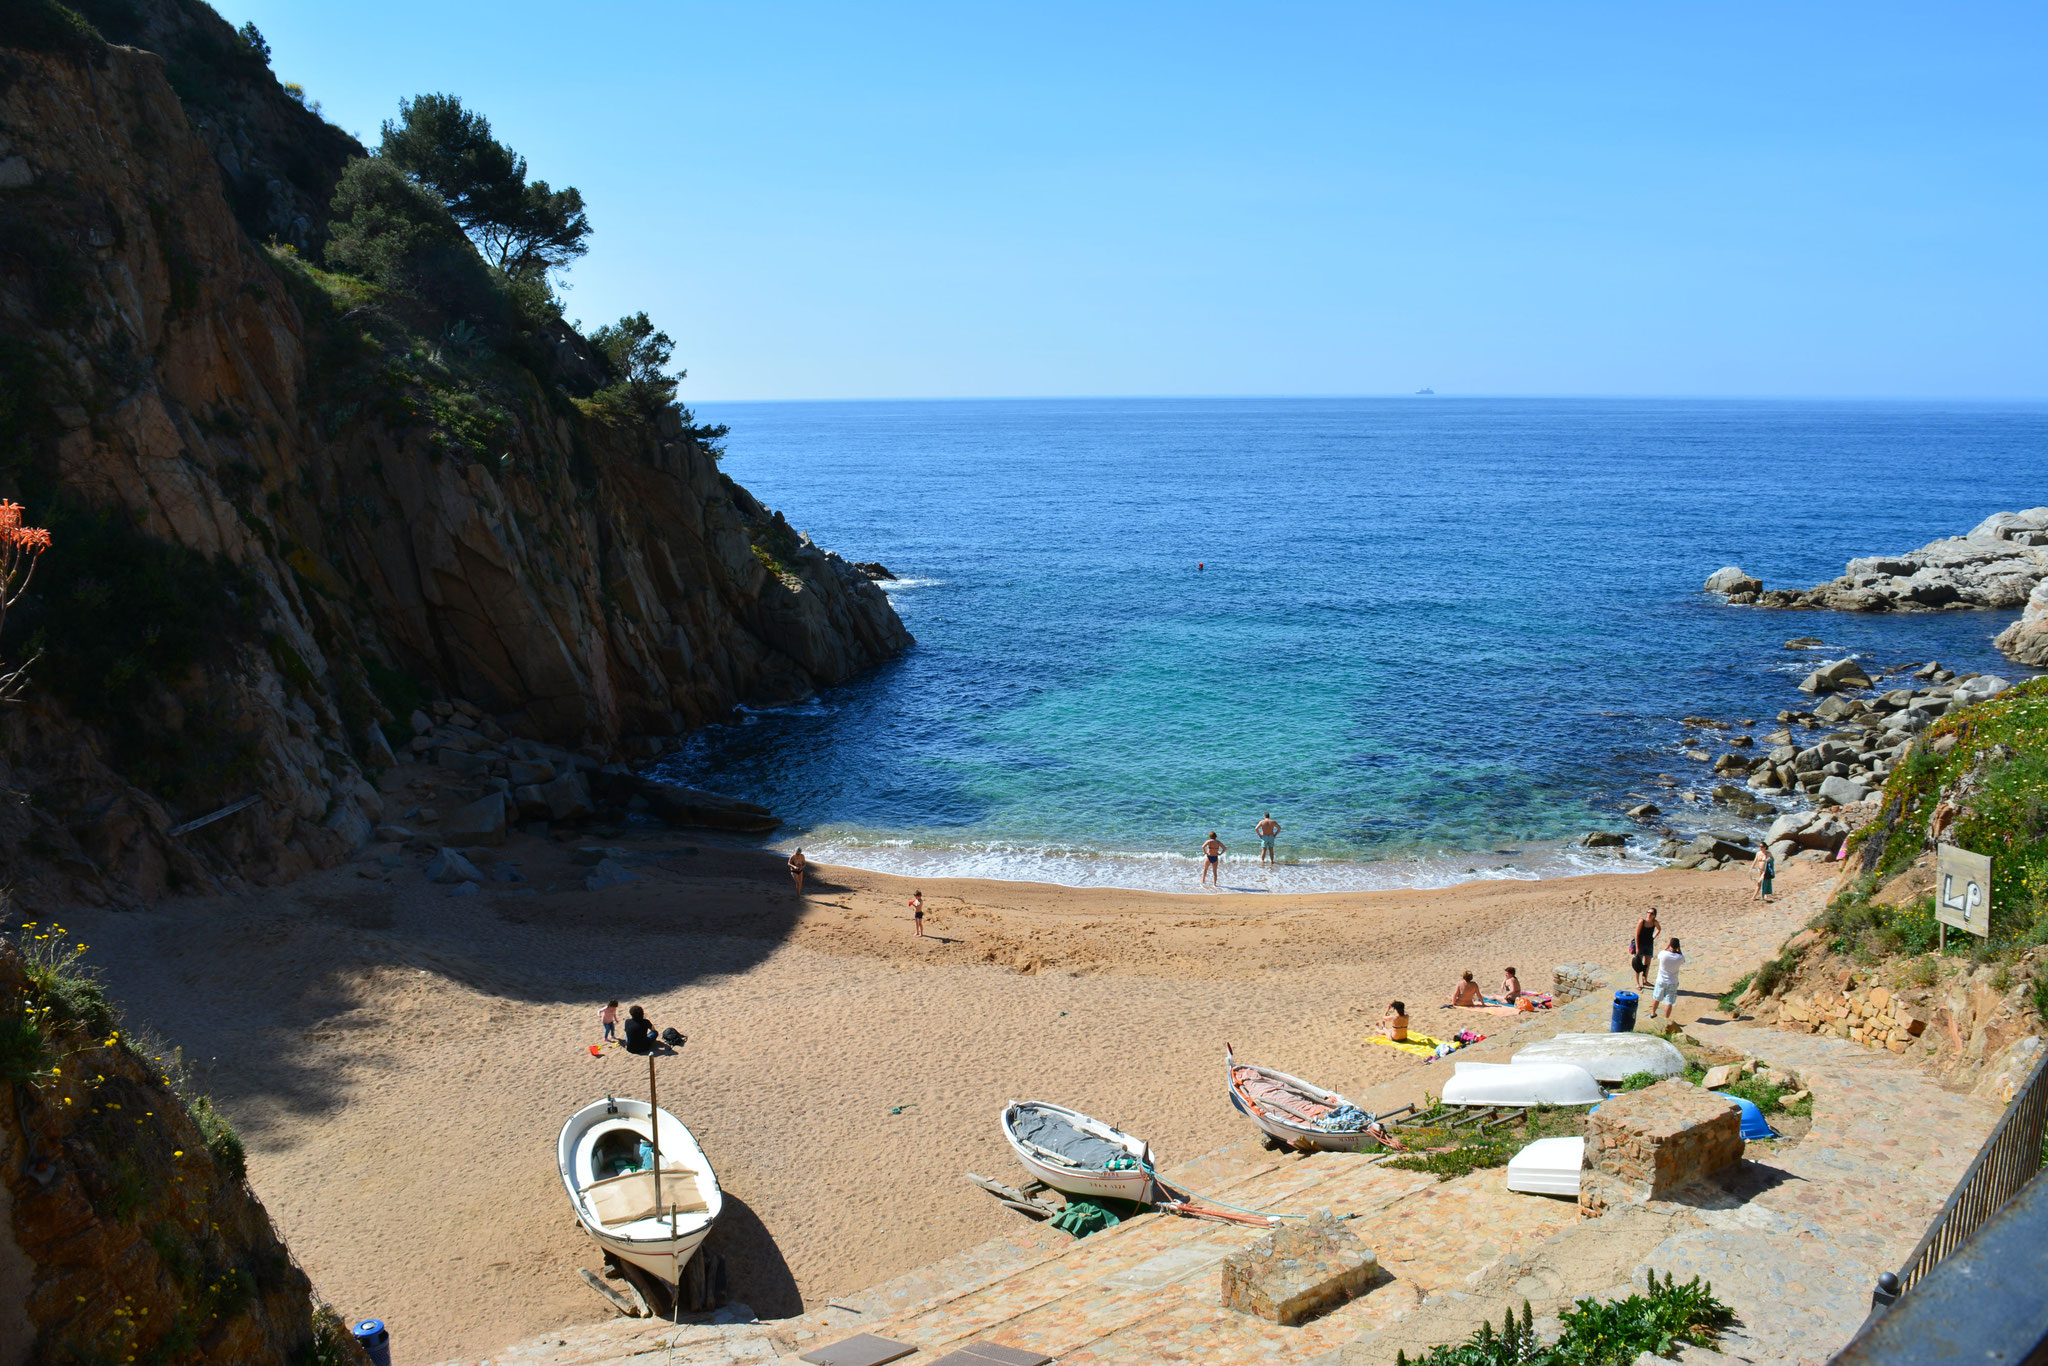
[66,820,1824,1362]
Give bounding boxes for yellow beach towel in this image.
[1366,1032,1444,1058]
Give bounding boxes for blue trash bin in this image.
[1610,990,1639,1033]
[353,1320,390,1366]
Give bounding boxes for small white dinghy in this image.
[1505,1136,1585,1197]
[1224,1044,1376,1152]
[559,1095,723,1286]
[1002,1101,1156,1202]
[1511,1032,1686,1085]
[1441,1060,1604,1108]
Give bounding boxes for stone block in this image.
[507,759,557,787]
[1220,1211,1378,1325]
[541,770,597,822]
[443,792,507,846]
[1578,1080,1743,1218]
[1553,962,1606,1003]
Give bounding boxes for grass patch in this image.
[1721,1074,1788,1114]
[1397,1272,1736,1366]
[1383,1104,1587,1182]
[187,1094,247,1183]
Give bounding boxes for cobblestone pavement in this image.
[1633,1019,2001,1366]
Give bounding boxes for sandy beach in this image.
[63,817,1826,1363]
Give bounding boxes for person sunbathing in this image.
[1447,971,1483,1007]
[1501,966,1524,1002]
[1380,1001,1409,1042]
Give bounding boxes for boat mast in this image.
[647,1053,662,1231]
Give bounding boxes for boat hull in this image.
[1441,1060,1604,1108]
[1002,1101,1156,1202]
[558,1097,723,1286]
[1224,1048,1374,1152]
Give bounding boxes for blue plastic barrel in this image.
[353,1320,390,1366]
[1610,990,1639,1033]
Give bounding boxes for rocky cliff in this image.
[0,934,359,1366]
[0,3,909,909]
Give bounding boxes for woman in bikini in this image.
[1199,831,1226,887]
[1381,1001,1409,1041]
[787,847,807,893]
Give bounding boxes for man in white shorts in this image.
[1651,937,1685,1019]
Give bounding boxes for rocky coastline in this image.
[0,17,909,909]
[1703,507,2048,656]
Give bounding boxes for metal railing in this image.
[1870,1040,2048,1309]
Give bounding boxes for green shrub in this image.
[1715,972,1755,1013]
[187,1094,247,1183]
[1720,1074,1787,1114]
[325,157,504,328]
[19,923,114,1035]
[1396,1274,1735,1366]
[0,1006,53,1085]
[1619,1071,1661,1092]
[296,1303,359,1366]
[0,0,109,61]
[1385,1140,1514,1182]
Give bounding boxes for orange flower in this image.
[10,526,49,552]
[0,502,18,534]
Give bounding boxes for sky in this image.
[227,2,2047,400]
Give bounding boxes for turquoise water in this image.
[658,398,2045,891]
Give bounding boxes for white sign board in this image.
[1935,844,1992,938]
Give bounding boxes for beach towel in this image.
[1366,1032,1445,1058]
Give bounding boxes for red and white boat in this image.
[1224,1044,1376,1152]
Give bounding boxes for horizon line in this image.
[689,391,2048,406]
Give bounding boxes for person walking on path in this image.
[600,1000,619,1045]
[909,890,925,937]
[1199,831,1227,887]
[1651,938,1685,1020]
[1752,845,1775,903]
[787,847,807,893]
[1253,813,1281,865]
[1630,910,1661,988]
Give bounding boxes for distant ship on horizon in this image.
[1414,387,1435,395]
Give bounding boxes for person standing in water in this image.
[1200,831,1226,887]
[1253,812,1281,865]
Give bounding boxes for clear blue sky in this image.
[228,2,2046,400]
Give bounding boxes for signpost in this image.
[1935,843,1993,950]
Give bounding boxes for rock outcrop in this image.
[0,937,357,1365]
[0,11,908,907]
[1724,510,2048,631]
[1993,578,2048,666]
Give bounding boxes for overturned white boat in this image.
[1511,1032,1686,1085]
[1002,1101,1157,1202]
[1505,1136,1585,1197]
[1441,1060,1604,1108]
[1225,1044,1377,1153]
[558,1095,723,1286]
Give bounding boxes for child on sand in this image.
[1381,1001,1409,1042]
[1447,971,1482,1007]
[600,1000,619,1044]
[1501,967,1523,1002]
[909,891,925,937]
[1652,938,1685,1019]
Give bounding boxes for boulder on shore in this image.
[1705,567,1763,597]
[1993,578,2048,666]
[1798,658,1873,694]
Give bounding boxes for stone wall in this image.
[1579,1080,1743,1218]
[1745,937,2045,1097]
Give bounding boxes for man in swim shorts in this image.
[1200,831,1226,887]
[1254,812,1280,865]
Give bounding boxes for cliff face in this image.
[0,10,908,907]
[0,938,353,1366]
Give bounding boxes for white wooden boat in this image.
[1440,1060,1604,1108]
[1511,1032,1686,1084]
[1002,1101,1156,1202]
[1505,1136,1585,1196]
[1224,1044,1376,1152]
[559,1096,723,1285]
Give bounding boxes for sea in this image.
[654,398,2046,893]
